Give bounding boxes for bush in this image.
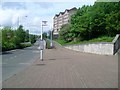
[2,26,37,51]
[55,39,67,45]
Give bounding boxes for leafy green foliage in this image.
[59,24,73,42]
[57,36,114,45]
[55,39,67,45]
[58,2,120,43]
[30,34,37,44]
[42,32,47,39]
[1,25,37,51]
[2,27,16,51]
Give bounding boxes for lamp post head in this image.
[42,21,47,26]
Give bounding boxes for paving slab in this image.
[2,43,118,88]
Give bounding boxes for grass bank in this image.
[55,36,114,46]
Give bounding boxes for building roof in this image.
[53,7,77,19]
[65,7,77,12]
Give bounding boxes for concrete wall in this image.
[64,42,114,55]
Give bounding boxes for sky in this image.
[0,0,95,35]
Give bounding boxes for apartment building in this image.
[53,7,77,38]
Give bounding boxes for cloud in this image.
[0,8,29,26]
[24,16,52,34]
[0,9,13,26]
[0,1,95,35]
[2,2,26,10]
[25,26,41,35]
[32,17,41,26]
[33,2,54,9]
[2,0,96,2]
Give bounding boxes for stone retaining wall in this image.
[64,42,114,55]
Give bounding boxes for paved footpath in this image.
[2,42,118,88]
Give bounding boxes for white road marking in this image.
[2,63,7,64]
[19,53,23,55]
[10,55,20,59]
[38,47,40,49]
[14,55,17,58]
[19,63,30,65]
[10,57,13,59]
[11,50,16,52]
[33,51,39,53]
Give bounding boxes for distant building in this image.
[53,7,77,38]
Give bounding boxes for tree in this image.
[1,25,37,51]
[2,27,16,50]
[59,24,72,42]
[69,2,120,41]
[43,32,47,39]
[25,30,29,42]
[30,34,37,44]
[15,25,26,45]
[70,5,92,40]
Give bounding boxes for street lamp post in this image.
[18,17,20,28]
[40,21,47,61]
[17,16,27,28]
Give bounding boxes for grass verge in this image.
[55,36,114,45]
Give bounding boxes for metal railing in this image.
[113,34,120,55]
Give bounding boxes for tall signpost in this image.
[40,21,47,61]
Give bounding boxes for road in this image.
[2,41,40,81]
